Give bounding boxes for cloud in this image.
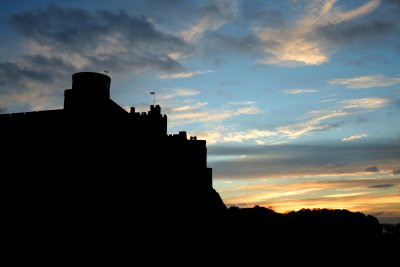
[180,0,238,43]
[330,0,381,23]
[1,5,195,111]
[222,130,276,143]
[209,142,400,179]
[254,0,381,65]
[234,178,400,193]
[342,134,368,142]
[324,192,367,198]
[365,166,379,172]
[284,89,320,95]
[228,101,256,105]
[0,55,76,111]
[172,100,208,112]
[241,0,284,27]
[236,106,261,115]
[368,184,395,188]
[196,127,276,145]
[11,6,189,72]
[320,99,336,103]
[156,88,200,101]
[276,110,348,139]
[255,28,328,65]
[169,102,262,128]
[194,128,282,145]
[207,94,389,144]
[383,0,400,6]
[145,88,263,137]
[199,95,389,144]
[316,19,395,46]
[206,32,263,56]
[158,70,213,79]
[329,75,400,88]
[170,110,235,125]
[341,97,387,109]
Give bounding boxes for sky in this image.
[0,0,399,223]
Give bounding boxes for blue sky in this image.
[1,0,399,223]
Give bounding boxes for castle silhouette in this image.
[1,72,225,234]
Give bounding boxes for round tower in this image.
[72,72,111,99]
[64,72,111,111]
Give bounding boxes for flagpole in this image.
[150,92,155,106]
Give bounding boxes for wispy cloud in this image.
[171,100,208,112]
[324,192,367,198]
[235,188,323,203]
[233,178,400,193]
[229,177,400,197]
[329,74,400,88]
[222,129,276,143]
[170,110,235,124]
[158,70,213,79]
[157,88,200,101]
[236,106,261,115]
[198,94,389,144]
[320,99,336,103]
[196,128,282,145]
[368,183,394,189]
[276,96,387,140]
[169,101,263,131]
[284,89,320,94]
[180,0,238,43]
[255,140,266,145]
[228,101,256,105]
[209,142,400,179]
[276,110,348,139]
[365,166,379,173]
[170,106,262,126]
[255,0,380,65]
[342,134,368,142]
[341,97,387,109]
[330,0,381,23]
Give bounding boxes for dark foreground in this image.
[5,203,398,263]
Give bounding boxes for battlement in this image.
[129,105,166,118]
[167,131,205,144]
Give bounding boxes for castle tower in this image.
[64,72,111,111]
